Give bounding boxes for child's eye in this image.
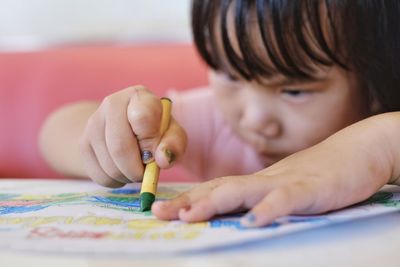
[281,88,313,102]
[281,88,310,97]
[224,73,239,82]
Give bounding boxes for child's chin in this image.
[257,153,282,167]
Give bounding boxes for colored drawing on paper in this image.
[0,180,400,255]
[0,186,187,216]
[361,191,400,207]
[0,188,144,215]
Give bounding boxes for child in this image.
[40,0,400,227]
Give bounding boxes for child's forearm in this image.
[39,101,99,178]
[324,112,400,187]
[371,112,400,185]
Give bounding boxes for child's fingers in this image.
[81,111,131,185]
[151,194,191,220]
[80,138,125,188]
[154,118,187,168]
[103,94,145,182]
[89,138,131,184]
[126,86,163,163]
[177,176,267,222]
[152,188,207,220]
[153,176,267,221]
[240,182,316,228]
[154,174,320,226]
[152,178,227,220]
[177,185,242,222]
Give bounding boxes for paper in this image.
[0,179,399,255]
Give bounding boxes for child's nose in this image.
[263,121,281,138]
[241,105,281,139]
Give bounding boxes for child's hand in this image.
[80,85,187,188]
[153,115,397,227]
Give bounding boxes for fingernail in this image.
[164,149,176,165]
[179,206,191,214]
[154,199,167,206]
[141,150,154,164]
[241,213,257,227]
[152,200,165,209]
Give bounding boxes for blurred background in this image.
[0,0,192,51]
[0,0,207,180]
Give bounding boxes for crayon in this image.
[139,97,172,211]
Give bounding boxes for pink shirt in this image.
[169,87,265,181]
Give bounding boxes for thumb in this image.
[154,117,187,169]
[127,89,173,165]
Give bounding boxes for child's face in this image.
[207,4,370,165]
[210,66,369,165]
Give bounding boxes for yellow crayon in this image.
[139,98,172,211]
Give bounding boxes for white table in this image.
[1,179,400,267]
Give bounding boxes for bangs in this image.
[192,0,348,80]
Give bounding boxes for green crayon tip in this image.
[140,192,155,212]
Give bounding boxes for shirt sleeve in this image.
[168,87,264,181]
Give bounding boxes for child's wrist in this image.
[376,112,400,185]
[325,113,394,186]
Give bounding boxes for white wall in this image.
[0,0,192,50]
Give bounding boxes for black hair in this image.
[191,0,400,112]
